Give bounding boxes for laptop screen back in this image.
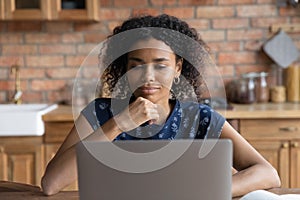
[76,139,232,200]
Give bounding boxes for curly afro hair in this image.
[99,14,212,102]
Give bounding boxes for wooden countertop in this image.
[42,102,300,122]
[0,181,299,200]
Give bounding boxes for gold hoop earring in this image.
[173,76,180,85]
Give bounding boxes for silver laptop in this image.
[76,139,232,200]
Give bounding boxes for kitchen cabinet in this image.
[1,0,98,21]
[50,0,99,21]
[0,137,44,186]
[239,118,300,188]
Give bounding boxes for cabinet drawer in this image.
[44,122,74,143]
[240,119,300,139]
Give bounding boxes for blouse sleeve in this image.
[196,104,225,139]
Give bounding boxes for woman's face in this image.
[126,38,182,104]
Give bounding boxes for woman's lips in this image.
[138,86,160,95]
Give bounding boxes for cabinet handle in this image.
[292,142,299,148]
[282,142,289,148]
[279,127,298,132]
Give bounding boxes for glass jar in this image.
[256,72,269,103]
[236,75,256,104]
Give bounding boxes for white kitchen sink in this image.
[0,104,58,136]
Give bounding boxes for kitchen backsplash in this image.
[0,0,299,104]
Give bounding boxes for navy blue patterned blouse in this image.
[81,98,225,140]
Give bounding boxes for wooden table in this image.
[1,181,300,200]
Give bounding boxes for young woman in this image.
[41,14,281,197]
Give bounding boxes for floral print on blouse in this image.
[81,98,225,140]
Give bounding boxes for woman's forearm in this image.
[41,146,77,196]
[232,164,281,197]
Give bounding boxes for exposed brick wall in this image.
[0,0,299,103]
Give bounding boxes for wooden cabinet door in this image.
[0,146,8,180]
[247,140,290,188]
[0,0,4,19]
[3,0,51,20]
[290,140,300,188]
[50,0,99,21]
[2,143,44,186]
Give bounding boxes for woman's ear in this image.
[176,58,183,75]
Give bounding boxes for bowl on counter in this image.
[0,104,58,136]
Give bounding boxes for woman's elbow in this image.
[41,175,60,196]
[266,165,281,188]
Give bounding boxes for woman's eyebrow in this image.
[128,57,170,62]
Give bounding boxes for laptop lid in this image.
[76,139,232,200]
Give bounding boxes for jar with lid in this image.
[236,74,256,104]
[256,72,269,103]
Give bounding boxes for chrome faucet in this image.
[11,64,22,104]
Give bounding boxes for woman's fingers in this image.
[114,97,159,132]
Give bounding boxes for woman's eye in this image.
[155,64,167,70]
[130,65,143,70]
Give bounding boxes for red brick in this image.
[235,64,269,75]
[39,44,76,55]
[100,0,113,7]
[47,90,70,104]
[186,19,210,30]
[66,56,86,67]
[31,80,66,91]
[237,5,277,17]
[62,33,84,43]
[7,22,42,32]
[217,65,235,76]
[74,22,108,32]
[77,44,98,55]
[251,17,288,28]
[2,45,37,55]
[99,8,131,20]
[25,33,62,44]
[218,0,253,5]
[84,33,108,43]
[0,56,24,67]
[46,68,78,78]
[208,41,241,52]
[0,69,7,79]
[26,56,64,67]
[0,91,7,104]
[19,68,45,79]
[218,52,257,64]
[227,30,264,41]
[132,8,161,17]
[279,7,300,16]
[292,16,300,23]
[178,0,214,5]
[150,0,177,6]
[244,40,264,51]
[213,18,249,29]
[0,33,23,44]
[197,7,235,18]
[45,22,74,33]
[257,0,273,3]
[114,0,148,7]
[0,80,27,91]
[163,7,195,19]
[21,91,44,103]
[200,30,225,42]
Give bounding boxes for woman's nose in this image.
[143,65,155,82]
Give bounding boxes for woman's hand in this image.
[114,97,159,132]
